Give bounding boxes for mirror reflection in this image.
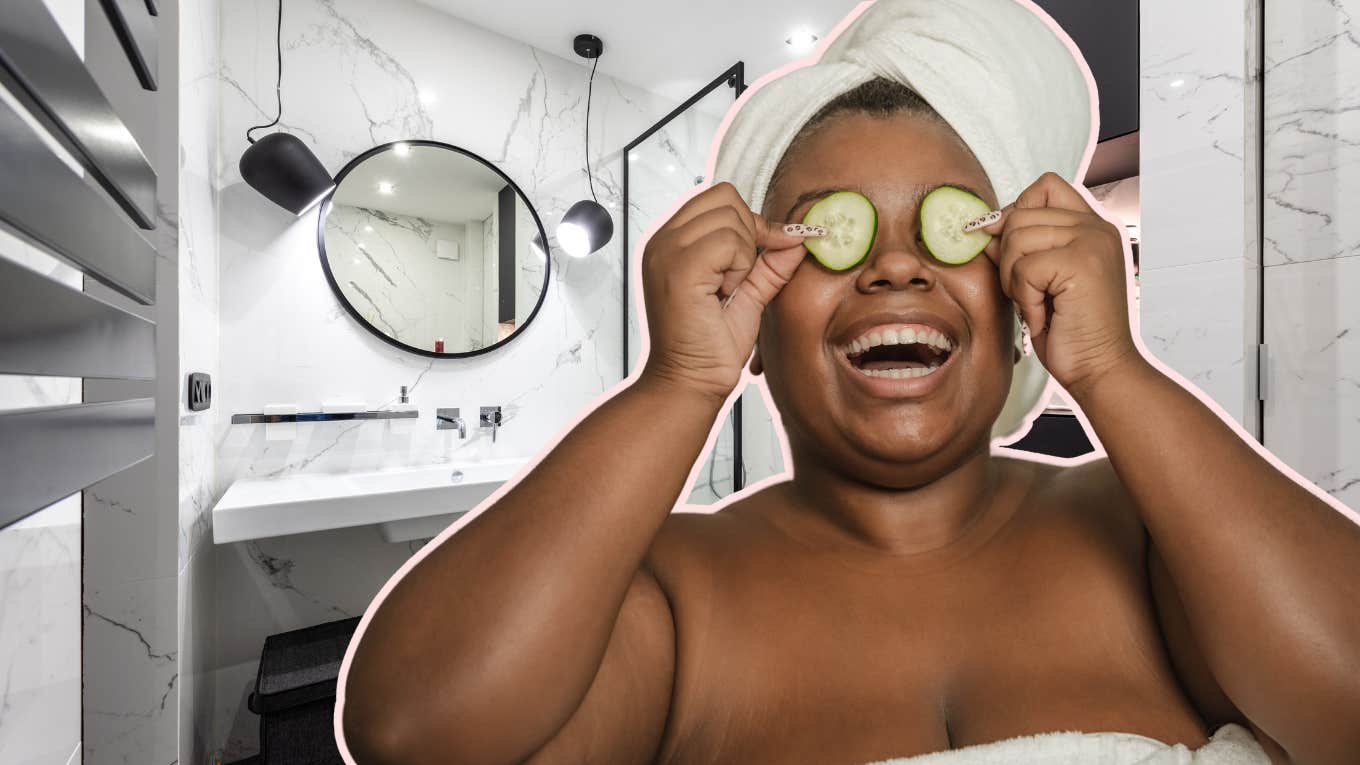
[320,141,549,356]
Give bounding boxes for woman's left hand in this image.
[976,171,1142,399]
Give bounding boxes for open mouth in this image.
[841,326,955,379]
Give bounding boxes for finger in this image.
[723,243,806,325]
[988,206,1089,233]
[1009,251,1065,338]
[1013,171,1094,215]
[752,212,822,252]
[673,205,756,253]
[674,227,758,297]
[996,224,1080,297]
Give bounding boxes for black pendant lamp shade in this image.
[558,199,614,258]
[556,32,614,258]
[240,132,334,215]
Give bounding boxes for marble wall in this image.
[180,0,223,762]
[78,0,185,761]
[1261,0,1360,507]
[209,0,723,756]
[1138,0,1262,430]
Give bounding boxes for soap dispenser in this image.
[389,385,419,434]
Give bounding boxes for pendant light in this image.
[556,33,614,258]
[238,0,334,215]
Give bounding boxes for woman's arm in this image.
[1070,353,1360,764]
[341,377,721,764]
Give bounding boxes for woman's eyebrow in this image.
[782,183,990,222]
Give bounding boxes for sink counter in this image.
[212,457,528,544]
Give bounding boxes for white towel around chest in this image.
[863,723,1273,764]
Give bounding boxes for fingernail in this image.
[783,223,827,237]
[962,210,1002,233]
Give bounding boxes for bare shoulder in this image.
[641,486,785,588]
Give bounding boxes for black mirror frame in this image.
[316,139,552,359]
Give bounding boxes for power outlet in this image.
[188,372,212,412]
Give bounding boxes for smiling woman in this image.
[337,1,1359,763]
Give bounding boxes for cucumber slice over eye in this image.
[801,190,878,271]
[920,186,994,265]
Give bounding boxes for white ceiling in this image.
[412,0,862,118]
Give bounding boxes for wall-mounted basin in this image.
[212,458,527,544]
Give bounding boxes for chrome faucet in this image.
[436,407,466,437]
[480,406,502,442]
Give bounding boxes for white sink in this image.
[211,458,528,544]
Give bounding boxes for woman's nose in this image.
[855,227,936,292]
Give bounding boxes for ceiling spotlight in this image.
[377,180,395,194]
[785,28,820,54]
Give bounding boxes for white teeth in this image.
[840,325,955,357]
[855,364,942,379]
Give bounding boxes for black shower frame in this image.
[622,62,748,492]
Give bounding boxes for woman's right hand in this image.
[638,181,814,402]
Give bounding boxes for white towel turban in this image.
[710,0,1096,441]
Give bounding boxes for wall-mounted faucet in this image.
[480,406,502,442]
[436,407,466,437]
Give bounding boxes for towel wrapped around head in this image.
[709,0,1098,441]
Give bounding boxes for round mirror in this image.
[318,140,550,357]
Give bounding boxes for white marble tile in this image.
[1263,255,1360,507]
[83,575,179,765]
[1138,260,1256,426]
[1262,0,1360,266]
[0,497,82,765]
[1139,0,1258,271]
[1137,0,1260,433]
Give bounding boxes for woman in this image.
[339,7,1360,765]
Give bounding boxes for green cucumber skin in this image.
[919,186,993,265]
[801,191,878,271]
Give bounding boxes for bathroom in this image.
[1,0,1356,762]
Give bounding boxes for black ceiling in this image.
[1032,0,1138,142]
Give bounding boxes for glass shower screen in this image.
[621,65,785,505]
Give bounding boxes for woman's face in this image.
[758,111,1016,487]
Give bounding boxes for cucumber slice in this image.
[801,191,877,271]
[920,186,993,264]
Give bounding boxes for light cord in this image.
[245,0,284,144]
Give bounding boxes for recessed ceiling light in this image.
[785,28,819,54]
[377,180,395,194]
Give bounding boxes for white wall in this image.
[1138,0,1261,430]
[1261,0,1360,507]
